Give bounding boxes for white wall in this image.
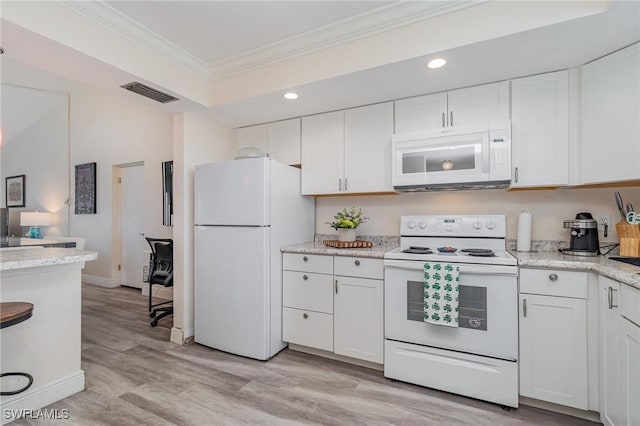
[0,86,69,236]
[316,186,640,243]
[172,112,234,342]
[69,86,173,286]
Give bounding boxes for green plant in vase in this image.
[327,207,368,242]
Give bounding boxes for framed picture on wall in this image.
[5,175,25,208]
[75,162,96,214]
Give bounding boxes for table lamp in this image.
[20,211,52,239]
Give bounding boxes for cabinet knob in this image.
[354,260,360,266]
[303,256,308,262]
[549,273,558,281]
[303,313,308,319]
[302,274,308,281]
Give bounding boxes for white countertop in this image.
[514,251,640,290]
[0,247,98,271]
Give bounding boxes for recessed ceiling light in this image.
[283,92,298,100]
[427,58,447,69]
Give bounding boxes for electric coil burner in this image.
[384,215,519,408]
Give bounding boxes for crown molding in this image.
[208,1,483,79]
[57,0,481,82]
[57,0,211,80]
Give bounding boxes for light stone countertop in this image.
[281,241,398,259]
[0,247,98,271]
[514,251,640,290]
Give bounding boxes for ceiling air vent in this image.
[120,82,179,104]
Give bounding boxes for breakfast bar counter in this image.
[0,247,97,424]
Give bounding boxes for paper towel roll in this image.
[517,209,532,252]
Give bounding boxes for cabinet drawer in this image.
[283,271,333,314]
[621,284,640,326]
[520,268,587,298]
[283,307,333,352]
[334,256,383,279]
[283,253,333,274]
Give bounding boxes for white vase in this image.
[337,228,356,242]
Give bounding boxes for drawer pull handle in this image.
[303,256,308,262]
[608,286,618,309]
[548,273,558,281]
[335,279,338,294]
[302,274,308,281]
[303,313,308,319]
[523,298,527,317]
[355,260,360,266]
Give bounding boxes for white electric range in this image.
[384,215,519,408]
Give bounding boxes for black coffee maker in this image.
[562,212,600,256]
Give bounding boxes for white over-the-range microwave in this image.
[392,120,511,191]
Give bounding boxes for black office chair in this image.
[1,302,35,396]
[145,238,173,327]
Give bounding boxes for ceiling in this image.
[1,0,639,129]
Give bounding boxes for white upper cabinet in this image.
[344,102,394,193]
[394,81,510,134]
[236,119,301,165]
[301,103,393,195]
[301,111,344,195]
[268,118,301,166]
[511,71,569,187]
[236,124,268,155]
[581,43,640,184]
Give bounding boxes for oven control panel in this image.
[401,215,506,238]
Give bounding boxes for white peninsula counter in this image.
[0,247,97,424]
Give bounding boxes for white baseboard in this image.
[170,327,183,344]
[0,371,85,425]
[82,274,118,288]
[519,397,601,423]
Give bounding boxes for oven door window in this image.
[407,281,487,330]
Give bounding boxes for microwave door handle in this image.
[384,260,516,276]
[482,133,490,172]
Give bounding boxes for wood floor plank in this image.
[34,284,597,425]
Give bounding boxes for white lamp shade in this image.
[20,211,52,226]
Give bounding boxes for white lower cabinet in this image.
[599,277,622,426]
[282,253,384,364]
[518,268,589,410]
[334,275,383,363]
[620,284,640,426]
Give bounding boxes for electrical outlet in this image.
[596,214,611,235]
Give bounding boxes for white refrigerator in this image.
[194,158,315,360]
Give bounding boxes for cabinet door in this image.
[268,118,301,166]
[519,294,588,409]
[334,276,383,363]
[620,317,640,426]
[236,124,268,155]
[511,71,569,187]
[394,92,447,133]
[599,278,622,426]
[581,43,640,184]
[447,81,510,127]
[344,102,394,193]
[301,111,344,195]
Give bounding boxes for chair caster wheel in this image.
[151,319,158,327]
[149,311,156,318]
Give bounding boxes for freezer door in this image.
[194,226,272,360]
[194,158,270,226]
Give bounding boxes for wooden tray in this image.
[323,240,374,248]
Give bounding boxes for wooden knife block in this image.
[616,221,640,257]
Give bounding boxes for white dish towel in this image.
[424,262,459,328]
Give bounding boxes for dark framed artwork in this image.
[5,175,26,208]
[162,161,173,226]
[75,162,96,214]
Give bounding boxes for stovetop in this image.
[385,215,517,266]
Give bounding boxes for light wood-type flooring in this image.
[16,284,597,425]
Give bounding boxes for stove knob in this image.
[486,221,496,230]
[418,222,427,229]
[473,221,483,229]
[407,221,416,229]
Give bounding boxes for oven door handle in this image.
[384,260,517,276]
